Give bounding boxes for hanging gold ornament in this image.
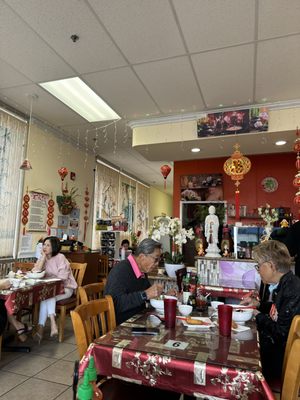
[223,143,251,221]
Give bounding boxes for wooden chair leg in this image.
[33,303,39,327]
[58,306,66,343]
[0,335,2,360]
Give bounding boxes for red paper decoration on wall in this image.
[22,189,30,235]
[58,167,68,194]
[83,186,90,241]
[160,164,171,190]
[293,128,300,216]
[47,196,55,235]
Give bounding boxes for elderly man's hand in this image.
[145,284,164,300]
[0,279,11,290]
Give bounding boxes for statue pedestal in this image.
[205,243,221,258]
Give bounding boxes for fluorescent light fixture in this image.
[275,140,287,146]
[39,77,120,122]
[191,147,200,153]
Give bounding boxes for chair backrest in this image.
[13,262,35,272]
[281,337,300,400]
[79,282,105,304]
[282,315,300,377]
[70,262,87,304]
[98,255,109,278]
[70,295,116,359]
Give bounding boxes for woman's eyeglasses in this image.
[254,264,260,271]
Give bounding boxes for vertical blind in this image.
[0,110,27,258]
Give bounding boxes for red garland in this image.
[22,189,30,235]
[83,186,89,241]
[47,196,55,235]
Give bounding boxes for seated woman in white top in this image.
[32,236,77,343]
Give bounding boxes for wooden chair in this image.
[71,297,181,400]
[98,255,109,281]
[78,282,105,304]
[56,262,87,343]
[278,337,300,400]
[13,262,34,272]
[71,295,116,359]
[269,315,300,393]
[283,315,300,376]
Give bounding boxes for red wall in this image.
[173,152,297,218]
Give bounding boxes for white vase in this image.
[164,263,184,278]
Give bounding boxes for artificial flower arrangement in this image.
[148,216,194,264]
[258,204,279,226]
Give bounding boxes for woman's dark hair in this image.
[43,236,61,257]
[121,239,130,246]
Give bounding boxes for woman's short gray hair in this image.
[252,240,292,274]
[135,238,162,256]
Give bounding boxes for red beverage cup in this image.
[218,304,232,337]
[164,298,177,328]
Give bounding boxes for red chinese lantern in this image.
[160,164,172,190]
[223,143,251,221]
[293,173,300,188]
[58,167,68,193]
[294,190,300,205]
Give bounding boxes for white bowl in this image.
[10,278,21,288]
[150,298,164,311]
[211,301,224,310]
[232,309,253,324]
[26,270,46,279]
[178,304,193,316]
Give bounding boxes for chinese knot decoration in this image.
[223,143,251,221]
[47,195,55,235]
[293,127,300,217]
[22,188,30,235]
[83,186,90,241]
[160,164,171,190]
[58,167,68,194]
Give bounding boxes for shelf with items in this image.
[99,230,130,267]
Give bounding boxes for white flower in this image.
[258,204,279,225]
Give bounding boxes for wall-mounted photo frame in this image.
[180,173,223,202]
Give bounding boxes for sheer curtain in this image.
[0,110,27,258]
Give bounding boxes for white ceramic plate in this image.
[26,271,46,279]
[182,317,214,329]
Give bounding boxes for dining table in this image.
[79,310,275,399]
[0,277,64,352]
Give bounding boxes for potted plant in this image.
[56,186,79,215]
[148,216,194,277]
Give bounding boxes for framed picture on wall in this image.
[180,174,223,202]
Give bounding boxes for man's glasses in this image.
[147,254,161,263]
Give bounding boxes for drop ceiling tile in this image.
[83,67,160,120]
[88,0,185,63]
[256,35,300,102]
[0,84,85,126]
[0,2,74,82]
[258,0,300,40]
[0,58,32,89]
[7,0,127,74]
[134,56,204,113]
[173,0,255,52]
[192,44,254,108]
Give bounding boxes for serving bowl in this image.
[178,304,192,316]
[211,301,224,310]
[150,298,164,312]
[26,270,46,279]
[232,309,253,324]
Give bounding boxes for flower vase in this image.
[164,263,184,278]
[262,223,273,241]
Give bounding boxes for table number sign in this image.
[164,340,189,350]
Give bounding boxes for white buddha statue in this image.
[204,205,221,257]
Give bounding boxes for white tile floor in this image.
[0,316,78,399]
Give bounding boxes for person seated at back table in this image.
[119,239,132,258]
[105,238,176,325]
[0,279,32,342]
[240,240,300,380]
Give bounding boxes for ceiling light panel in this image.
[40,77,120,122]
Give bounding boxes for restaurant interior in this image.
[0,1,300,399]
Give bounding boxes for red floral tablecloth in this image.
[0,279,64,315]
[79,312,275,399]
[199,284,256,299]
